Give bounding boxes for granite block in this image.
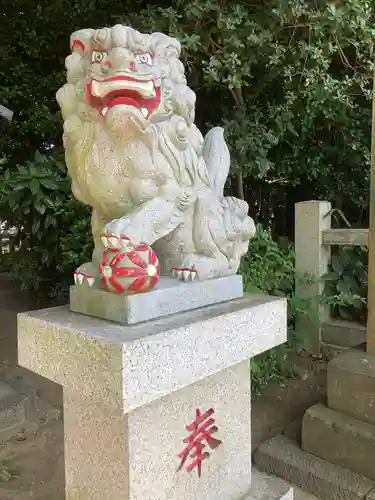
[70,275,244,325]
[47,360,253,500]
[255,434,374,500]
[328,349,375,424]
[18,295,287,411]
[302,403,375,480]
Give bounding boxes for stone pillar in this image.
[18,295,287,500]
[295,201,331,355]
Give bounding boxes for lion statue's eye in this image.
[91,51,107,64]
[136,53,153,66]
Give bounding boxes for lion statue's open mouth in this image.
[57,24,256,287]
[87,74,161,119]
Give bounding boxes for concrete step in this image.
[327,348,375,425]
[254,434,375,500]
[302,403,375,481]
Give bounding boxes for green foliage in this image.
[242,226,311,397]
[323,247,368,324]
[127,0,374,214]
[0,459,17,482]
[0,464,12,483]
[322,208,368,324]
[0,151,92,299]
[1,0,373,229]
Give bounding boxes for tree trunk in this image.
[237,171,245,200]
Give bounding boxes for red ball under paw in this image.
[98,244,160,294]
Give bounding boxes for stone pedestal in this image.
[18,294,287,500]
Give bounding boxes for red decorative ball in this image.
[98,243,160,294]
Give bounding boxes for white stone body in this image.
[18,295,288,500]
[56,25,256,282]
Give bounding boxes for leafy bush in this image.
[242,226,311,396]
[323,246,368,324]
[0,151,92,299]
[321,208,368,324]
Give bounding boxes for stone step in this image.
[245,468,293,499]
[254,434,375,500]
[302,403,375,481]
[322,320,366,348]
[327,348,375,425]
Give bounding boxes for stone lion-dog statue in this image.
[57,25,255,285]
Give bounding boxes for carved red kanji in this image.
[177,408,222,478]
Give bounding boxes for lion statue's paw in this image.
[104,218,139,243]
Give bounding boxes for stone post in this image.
[295,201,332,355]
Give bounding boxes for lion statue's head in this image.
[57,24,203,133]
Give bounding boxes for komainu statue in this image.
[57,25,255,285]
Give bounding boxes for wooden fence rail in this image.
[295,201,367,356]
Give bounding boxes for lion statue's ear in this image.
[171,84,196,126]
[69,29,95,53]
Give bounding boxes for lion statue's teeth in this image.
[57,24,256,285]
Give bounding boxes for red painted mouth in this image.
[87,76,161,119]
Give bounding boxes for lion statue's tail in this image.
[199,126,255,263]
[202,127,230,198]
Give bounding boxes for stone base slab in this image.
[254,434,375,500]
[70,275,244,325]
[302,403,375,481]
[327,348,375,425]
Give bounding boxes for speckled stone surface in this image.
[18,295,286,412]
[128,361,251,500]
[17,294,287,500]
[69,275,244,324]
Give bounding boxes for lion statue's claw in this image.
[171,268,198,282]
[73,262,99,288]
[101,234,139,252]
